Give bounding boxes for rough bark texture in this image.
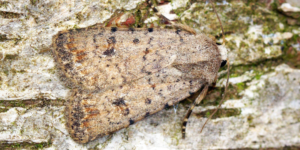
[0,0,299,149]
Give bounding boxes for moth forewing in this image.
[52,26,223,143]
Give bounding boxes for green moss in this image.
[229,57,283,80]
[75,13,84,23]
[0,34,8,41]
[0,1,9,8]
[3,70,9,76]
[172,7,188,18]
[247,114,256,127]
[205,111,211,118]
[281,34,300,68]
[4,54,18,60]
[195,108,241,119]
[73,24,79,29]
[0,11,21,19]
[47,68,56,74]
[254,74,261,80]
[134,10,144,28]
[30,0,38,5]
[0,99,66,113]
[236,82,246,92]
[0,140,52,150]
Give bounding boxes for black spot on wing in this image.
[124,108,130,116]
[93,32,103,43]
[107,36,116,44]
[145,98,151,104]
[111,27,117,32]
[64,63,73,70]
[58,48,71,61]
[129,119,134,125]
[133,38,139,44]
[145,48,149,54]
[145,112,150,117]
[175,29,181,34]
[103,47,115,56]
[175,29,184,42]
[112,98,126,106]
[148,28,153,32]
[55,34,66,47]
[148,37,154,44]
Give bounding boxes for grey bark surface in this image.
[0,0,299,149]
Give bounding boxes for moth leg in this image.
[182,85,209,139]
[156,13,196,35]
[104,11,126,27]
[147,0,196,34]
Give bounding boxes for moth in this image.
[52,25,227,143]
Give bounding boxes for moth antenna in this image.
[199,0,230,133]
[210,0,226,45]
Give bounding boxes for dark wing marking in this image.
[66,66,206,143]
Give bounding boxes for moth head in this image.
[217,44,228,68]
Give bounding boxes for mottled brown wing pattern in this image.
[66,67,206,143]
[52,27,222,143]
[52,27,219,91]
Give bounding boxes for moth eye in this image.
[216,42,222,45]
[220,60,227,67]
